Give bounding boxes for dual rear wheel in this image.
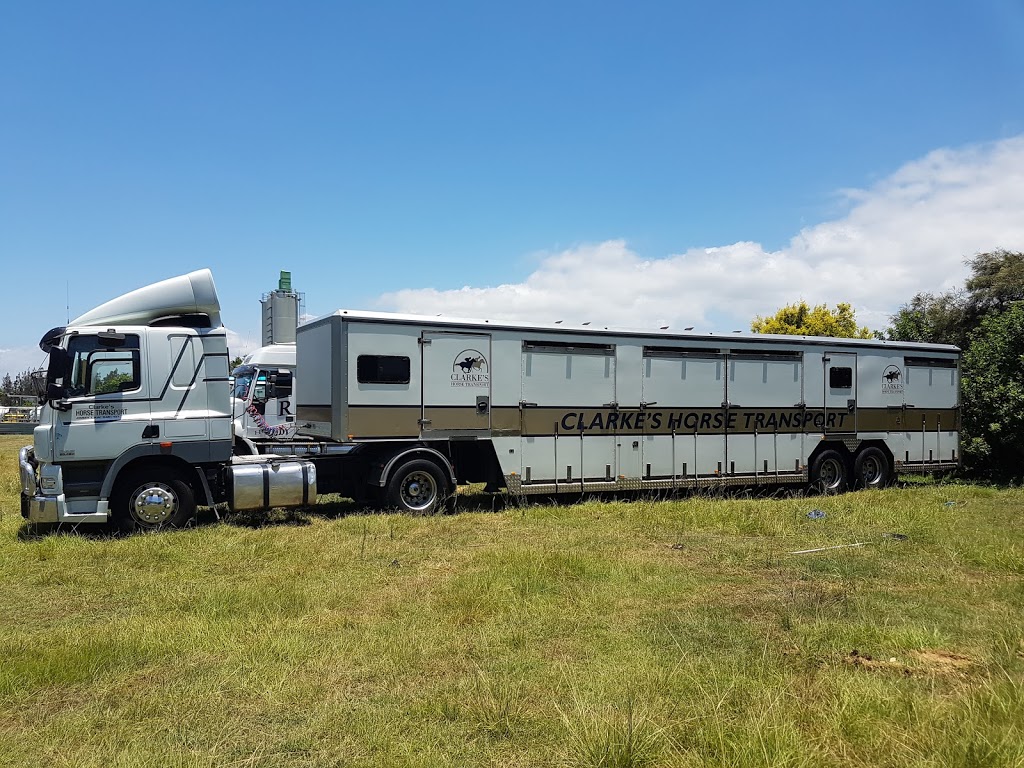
[810,446,891,493]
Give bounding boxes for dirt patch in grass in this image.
[841,648,976,679]
[911,649,975,675]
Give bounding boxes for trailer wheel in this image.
[854,447,890,489]
[112,468,196,533]
[384,459,449,514]
[809,450,848,494]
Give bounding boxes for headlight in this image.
[40,477,58,491]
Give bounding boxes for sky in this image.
[3,1,1024,378]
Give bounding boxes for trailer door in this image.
[420,332,492,435]
[725,351,803,477]
[520,340,616,486]
[823,352,857,435]
[641,347,726,479]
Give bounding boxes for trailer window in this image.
[829,366,853,389]
[523,340,614,355]
[725,349,802,362]
[905,356,957,369]
[357,355,410,384]
[644,346,722,360]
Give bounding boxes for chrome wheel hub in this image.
[131,483,178,525]
[401,471,437,511]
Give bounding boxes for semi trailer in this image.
[20,269,960,530]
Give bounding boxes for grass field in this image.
[1,434,1023,767]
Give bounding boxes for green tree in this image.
[882,290,968,348]
[964,249,1024,319]
[960,304,1024,479]
[0,368,38,407]
[751,301,873,338]
[883,249,1024,481]
[884,250,1024,348]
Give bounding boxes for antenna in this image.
[66,281,70,324]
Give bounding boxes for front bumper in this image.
[19,445,57,522]
[20,493,59,523]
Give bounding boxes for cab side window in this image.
[66,335,141,396]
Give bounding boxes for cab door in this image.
[54,332,151,464]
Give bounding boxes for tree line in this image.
[754,249,1024,481]
[0,370,37,407]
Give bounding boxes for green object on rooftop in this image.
[279,271,292,291]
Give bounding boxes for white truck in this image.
[20,269,960,530]
[230,343,298,453]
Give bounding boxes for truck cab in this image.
[230,343,297,453]
[20,270,235,529]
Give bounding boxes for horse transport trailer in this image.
[19,269,960,532]
[295,311,960,505]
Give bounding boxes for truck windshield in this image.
[232,365,255,399]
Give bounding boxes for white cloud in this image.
[378,136,1024,333]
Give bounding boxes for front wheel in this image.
[383,459,450,514]
[854,447,891,489]
[809,449,849,494]
[113,468,196,533]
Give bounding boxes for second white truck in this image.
[230,343,298,453]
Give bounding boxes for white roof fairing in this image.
[71,269,222,328]
[240,343,296,369]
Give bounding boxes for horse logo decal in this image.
[881,365,904,394]
[451,350,489,388]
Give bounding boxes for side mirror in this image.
[45,383,70,411]
[268,370,293,398]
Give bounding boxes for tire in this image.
[854,447,891,489]
[383,459,450,514]
[809,449,849,494]
[113,468,197,533]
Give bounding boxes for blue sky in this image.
[3,1,1024,376]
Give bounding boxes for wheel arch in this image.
[233,433,259,456]
[853,439,894,469]
[806,440,853,472]
[100,447,209,504]
[377,445,456,489]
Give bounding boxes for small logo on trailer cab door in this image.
[881,365,904,395]
[452,350,489,388]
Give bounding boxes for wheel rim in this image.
[819,458,844,491]
[129,482,179,526]
[860,455,882,486]
[400,471,437,511]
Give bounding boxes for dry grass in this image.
[1,434,1023,767]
